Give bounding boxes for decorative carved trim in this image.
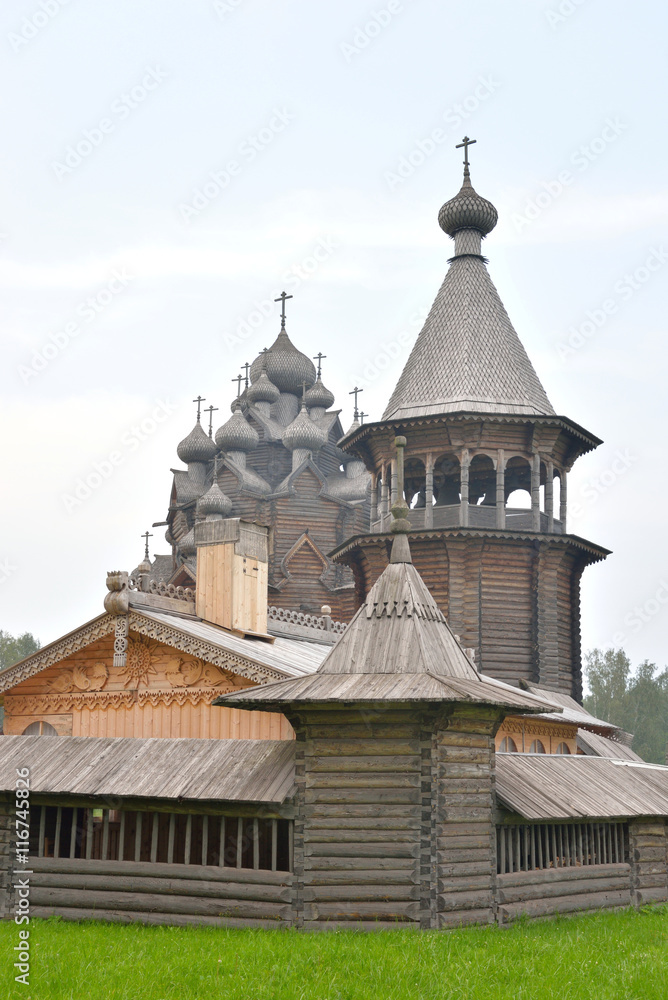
[119,636,158,687]
[113,615,129,667]
[0,616,115,694]
[274,533,330,593]
[128,578,195,602]
[164,657,232,688]
[498,718,576,740]
[128,612,286,684]
[5,686,241,715]
[49,662,108,694]
[267,606,346,636]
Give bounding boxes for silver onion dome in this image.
[304,377,335,411]
[178,527,196,557]
[215,400,260,452]
[282,404,327,452]
[196,480,233,518]
[177,422,217,463]
[246,371,280,405]
[249,330,316,394]
[438,166,498,238]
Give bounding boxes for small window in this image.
[529,739,545,754]
[22,721,58,736]
[556,742,571,754]
[499,737,518,753]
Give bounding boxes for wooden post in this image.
[560,471,568,533]
[288,820,294,874]
[102,810,110,862]
[201,815,209,866]
[546,460,554,532]
[271,819,278,872]
[380,473,389,527]
[236,817,243,869]
[460,449,470,527]
[218,817,226,867]
[118,812,125,862]
[86,810,94,861]
[167,814,175,864]
[390,459,398,507]
[370,473,378,528]
[150,813,159,863]
[253,818,260,870]
[69,807,78,860]
[38,806,46,858]
[54,807,62,859]
[531,454,541,531]
[184,815,192,865]
[425,455,434,529]
[496,450,505,529]
[134,813,142,863]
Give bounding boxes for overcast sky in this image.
[1,0,666,677]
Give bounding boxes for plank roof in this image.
[496,754,668,821]
[0,736,296,805]
[576,729,644,762]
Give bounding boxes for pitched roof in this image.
[0,736,295,804]
[496,754,668,820]
[383,255,555,421]
[576,729,644,762]
[0,608,328,694]
[216,552,556,713]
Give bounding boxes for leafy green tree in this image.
[583,648,668,764]
[0,630,41,672]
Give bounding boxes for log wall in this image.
[496,864,632,923]
[629,819,668,907]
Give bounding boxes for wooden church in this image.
[1,145,667,929]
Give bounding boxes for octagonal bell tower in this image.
[333,142,609,701]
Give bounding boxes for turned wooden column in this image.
[559,471,568,534]
[495,450,505,530]
[531,454,541,531]
[546,460,554,533]
[460,450,470,527]
[425,454,434,529]
[370,472,378,528]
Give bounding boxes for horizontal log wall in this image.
[435,707,499,929]
[629,819,668,907]
[26,856,293,928]
[497,863,632,923]
[294,708,424,930]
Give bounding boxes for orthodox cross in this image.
[349,386,363,420]
[192,395,206,422]
[456,135,476,168]
[141,531,153,560]
[231,374,243,397]
[359,411,368,425]
[242,361,251,388]
[313,352,326,378]
[274,290,293,329]
[204,404,219,438]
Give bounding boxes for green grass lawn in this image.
[2,907,667,1000]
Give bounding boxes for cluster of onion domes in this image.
[177,421,217,464]
[215,399,259,453]
[282,403,327,453]
[249,329,316,394]
[438,165,498,238]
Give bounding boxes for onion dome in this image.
[282,404,327,452]
[177,421,217,463]
[249,330,316,394]
[246,371,280,406]
[178,528,196,557]
[215,400,259,452]
[438,165,498,238]
[196,480,233,518]
[137,557,151,575]
[304,377,335,411]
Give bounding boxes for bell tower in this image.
[333,141,609,701]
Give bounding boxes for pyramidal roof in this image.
[215,440,554,714]
[383,163,555,421]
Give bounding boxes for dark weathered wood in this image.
[28,856,291,885]
[30,871,291,903]
[30,907,287,929]
[30,886,291,920]
[499,888,631,921]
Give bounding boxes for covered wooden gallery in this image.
[2,474,667,930]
